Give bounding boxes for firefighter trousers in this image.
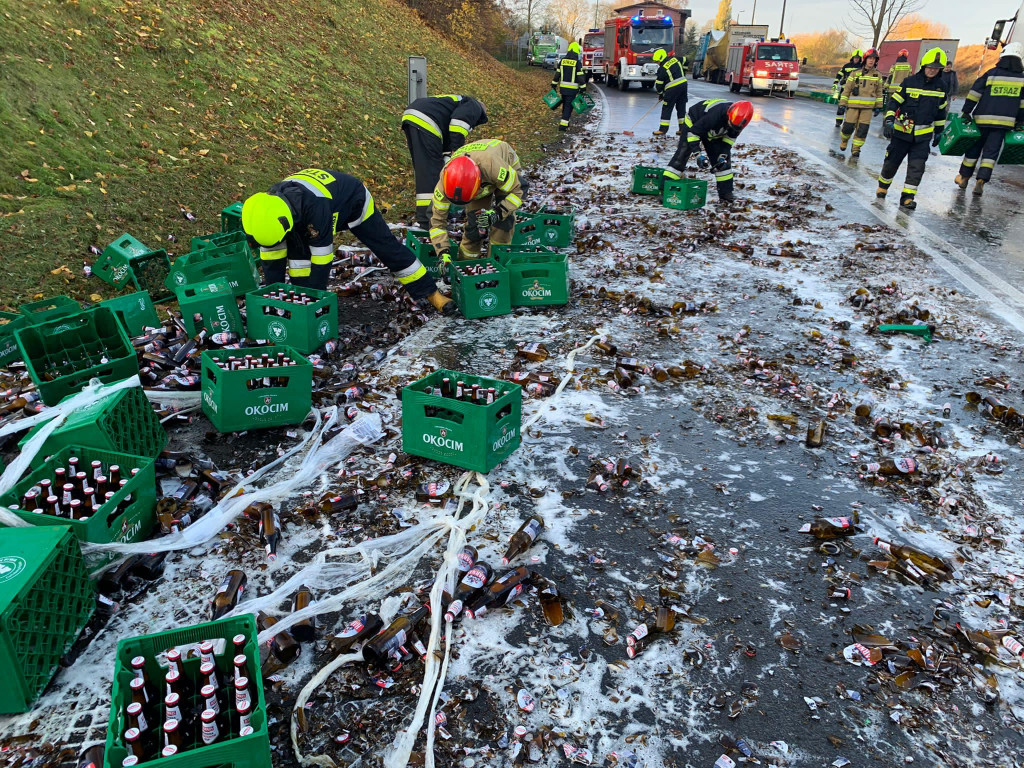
[840,108,874,152]
[559,90,577,129]
[459,197,515,259]
[402,123,445,230]
[658,88,687,131]
[666,133,734,199]
[877,137,930,202]
[959,127,1008,183]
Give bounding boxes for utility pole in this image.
[751,0,757,24]
[779,0,786,37]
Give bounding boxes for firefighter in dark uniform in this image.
[955,42,1024,196]
[552,42,586,131]
[663,99,754,202]
[885,49,913,110]
[652,49,688,136]
[833,49,864,127]
[241,168,453,313]
[401,95,488,230]
[877,48,949,210]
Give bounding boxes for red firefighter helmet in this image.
[863,47,879,59]
[441,156,481,205]
[727,101,754,130]
[898,48,910,57]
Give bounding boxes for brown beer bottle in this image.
[361,604,431,666]
[257,611,301,663]
[259,506,283,562]
[465,566,532,619]
[517,342,549,362]
[805,419,826,448]
[626,606,676,648]
[290,585,316,643]
[502,515,544,564]
[860,457,918,476]
[211,569,247,619]
[321,613,384,660]
[798,515,859,538]
[874,538,950,575]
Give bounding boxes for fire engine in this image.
[582,28,605,82]
[603,15,675,91]
[725,37,803,96]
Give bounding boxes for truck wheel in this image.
[641,82,652,90]
[730,80,740,93]
[619,76,629,91]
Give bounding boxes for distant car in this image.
[543,52,560,69]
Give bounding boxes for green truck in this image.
[528,33,560,66]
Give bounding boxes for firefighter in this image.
[838,48,884,157]
[652,49,688,136]
[552,42,586,131]
[401,95,489,230]
[955,42,1024,196]
[833,49,864,127]
[885,48,913,107]
[663,99,754,203]
[429,139,524,262]
[241,168,453,313]
[876,48,949,211]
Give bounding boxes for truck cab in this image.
[582,29,605,82]
[726,38,801,95]
[603,15,675,91]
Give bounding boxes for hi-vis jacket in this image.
[963,65,1024,129]
[654,56,687,95]
[402,95,488,152]
[683,99,740,145]
[429,139,523,252]
[885,70,948,142]
[552,52,586,92]
[840,67,885,110]
[833,58,861,92]
[886,58,912,90]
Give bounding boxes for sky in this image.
[681,0,1009,47]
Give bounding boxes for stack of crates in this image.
[401,369,522,472]
[511,206,574,249]
[200,346,312,432]
[449,258,512,319]
[405,229,456,281]
[0,312,28,367]
[0,526,95,713]
[93,234,173,302]
[103,615,271,768]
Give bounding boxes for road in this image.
[597,80,1024,335]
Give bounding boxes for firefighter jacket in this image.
[263,169,370,265]
[552,52,586,92]
[963,64,1024,129]
[840,67,884,110]
[683,99,741,145]
[402,95,489,153]
[429,139,523,253]
[887,58,912,90]
[885,70,948,143]
[833,59,861,91]
[655,56,687,96]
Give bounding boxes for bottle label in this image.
[167,704,181,722]
[503,584,525,606]
[826,517,853,528]
[134,709,148,733]
[236,688,251,711]
[894,457,916,473]
[457,548,475,572]
[445,600,463,620]
[202,719,219,744]
[1002,636,1024,657]
[523,519,542,542]
[876,540,893,554]
[339,617,366,638]
[205,693,220,715]
[240,711,252,731]
[522,343,540,353]
[865,463,881,473]
[216,575,232,594]
[630,623,649,642]
[462,567,488,590]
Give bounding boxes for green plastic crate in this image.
[0,525,95,713]
[489,243,556,265]
[93,235,174,302]
[543,89,561,109]
[0,312,28,368]
[221,201,244,233]
[176,278,244,338]
[512,206,575,249]
[19,296,81,324]
[15,307,138,406]
[0,445,156,547]
[190,230,254,263]
[201,346,312,432]
[939,113,982,156]
[18,385,167,459]
[99,291,160,337]
[632,165,666,195]
[166,246,260,299]
[449,258,511,319]
[504,252,569,307]
[404,230,457,280]
[401,369,522,472]
[572,92,595,114]
[662,178,708,210]
[104,615,271,768]
[245,283,338,354]
[999,130,1024,165]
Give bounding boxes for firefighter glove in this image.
[883,118,895,139]
[713,155,729,173]
[931,131,942,147]
[873,108,882,117]
[696,153,709,170]
[837,105,847,116]
[960,112,972,123]
[476,209,500,230]
[440,252,452,285]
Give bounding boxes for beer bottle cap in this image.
[234,653,247,667]
[126,702,142,716]
[129,677,145,690]
[130,655,145,668]
[235,676,249,689]
[124,727,140,741]
[200,640,214,653]
[201,709,217,723]
[200,661,215,675]
[163,719,179,734]
[238,699,251,714]
[165,692,179,706]
[122,758,140,767]
[201,684,216,698]
[161,746,178,758]
[240,726,254,737]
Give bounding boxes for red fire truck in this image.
[582,28,605,82]
[725,37,803,96]
[603,15,675,91]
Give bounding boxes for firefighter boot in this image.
[839,135,849,151]
[851,148,861,158]
[876,187,887,199]
[426,290,456,316]
[653,128,668,136]
[899,194,917,211]
[973,179,986,196]
[954,174,970,190]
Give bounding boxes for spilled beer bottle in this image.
[362,604,430,667]
[799,513,859,538]
[502,516,544,564]
[290,585,316,643]
[465,566,532,619]
[211,569,247,619]
[321,613,384,660]
[444,561,494,621]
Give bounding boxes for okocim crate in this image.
[504,252,569,307]
[512,206,575,249]
[0,312,28,368]
[449,258,511,319]
[221,201,244,233]
[999,130,1024,165]
[488,244,556,265]
[166,246,260,299]
[405,229,456,280]
[938,113,982,156]
[662,179,708,211]
[201,346,312,432]
[0,445,157,548]
[19,295,81,324]
[176,278,244,338]
[99,291,160,337]
[631,165,666,195]
[401,369,522,473]
[18,385,167,459]
[245,283,338,355]
[104,614,271,768]
[0,525,95,713]
[15,307,138,406]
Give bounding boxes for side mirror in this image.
[801,57,807,65]
[991,20,1007,45]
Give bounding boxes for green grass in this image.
[0,0,560,307]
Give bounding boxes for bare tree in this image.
[845,0,924,48]
[549,0,591,41]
